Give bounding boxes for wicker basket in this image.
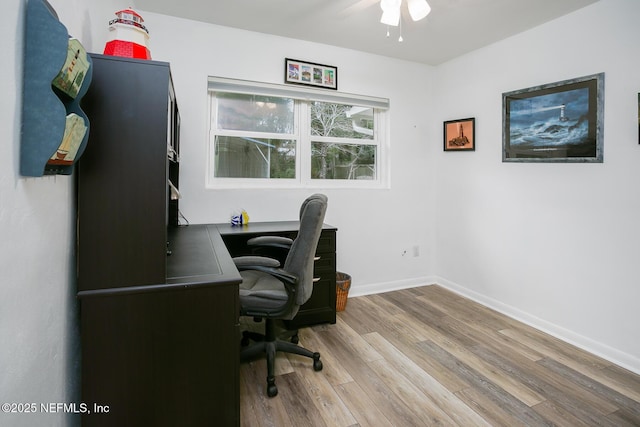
[336,272,351,312]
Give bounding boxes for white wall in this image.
[0,1,127,425]
[433,0,640,372]
[141,12,438,292]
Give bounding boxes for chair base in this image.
[240,318,322,397]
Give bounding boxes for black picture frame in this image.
[502,73,604,163]
[285,58,337,90]
[444,117,475,151]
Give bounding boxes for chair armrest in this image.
[234,256,299,293]
[247,235,293,250]
[233,255,280,269]
[249,267,298,289]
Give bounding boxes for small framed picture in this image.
[285,58,337,90]
[444,118,475,151]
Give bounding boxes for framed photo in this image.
[444,118,475,151]
[503,73,604,163]
[285,58,337,90]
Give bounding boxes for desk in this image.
[78,222,336,426]
[78,56,250,425]
[79,225,241,426]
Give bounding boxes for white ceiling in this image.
[132,0,598,65]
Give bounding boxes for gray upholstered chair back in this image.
[284,194,327,306]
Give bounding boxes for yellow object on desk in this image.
[231,209,250,226]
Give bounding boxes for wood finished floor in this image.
[239,285,640,426]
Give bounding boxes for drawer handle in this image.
[313,277,321,283]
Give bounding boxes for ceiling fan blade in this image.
[338,0,380,17]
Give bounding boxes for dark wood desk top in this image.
[215,221,337,236]
[77,224,241,299]
[166,224,241,286]
[77,221,337,299]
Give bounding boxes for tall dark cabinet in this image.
[77,54,178,291]
[77,55,240,426]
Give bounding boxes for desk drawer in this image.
[313,254,335,273]
[316,232,336,254]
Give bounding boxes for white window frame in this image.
[206,77,390,189]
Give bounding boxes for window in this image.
[310,102,376,180]
[213,93,296,179]
[207,77,389,188]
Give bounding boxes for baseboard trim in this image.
[348,276,438,298]
[348,276,640,375]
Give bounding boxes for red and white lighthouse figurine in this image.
[103,8,151,60]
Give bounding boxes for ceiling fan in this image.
[338,0,431,22]
[338,0,432,42]
[380,0,431,26]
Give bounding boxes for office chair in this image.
[234,194,327,397]
[241,198,317,344]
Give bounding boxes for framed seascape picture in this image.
[285,58,337,90]
[502,73,604,163]
[444,118,475,151]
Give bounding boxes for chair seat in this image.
[239,270,288,312]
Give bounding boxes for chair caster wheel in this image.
[267,379,278,397]
[267,384,278,397]
[313,352,323,371]
[290,333,299,344]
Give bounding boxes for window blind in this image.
[208,76,389,110]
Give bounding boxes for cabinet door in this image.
[78,56,171,291]
[80,285,239,426]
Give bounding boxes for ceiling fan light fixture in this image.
[407,0,431,21]
[380,0,401,11]
[380,8,400,26]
